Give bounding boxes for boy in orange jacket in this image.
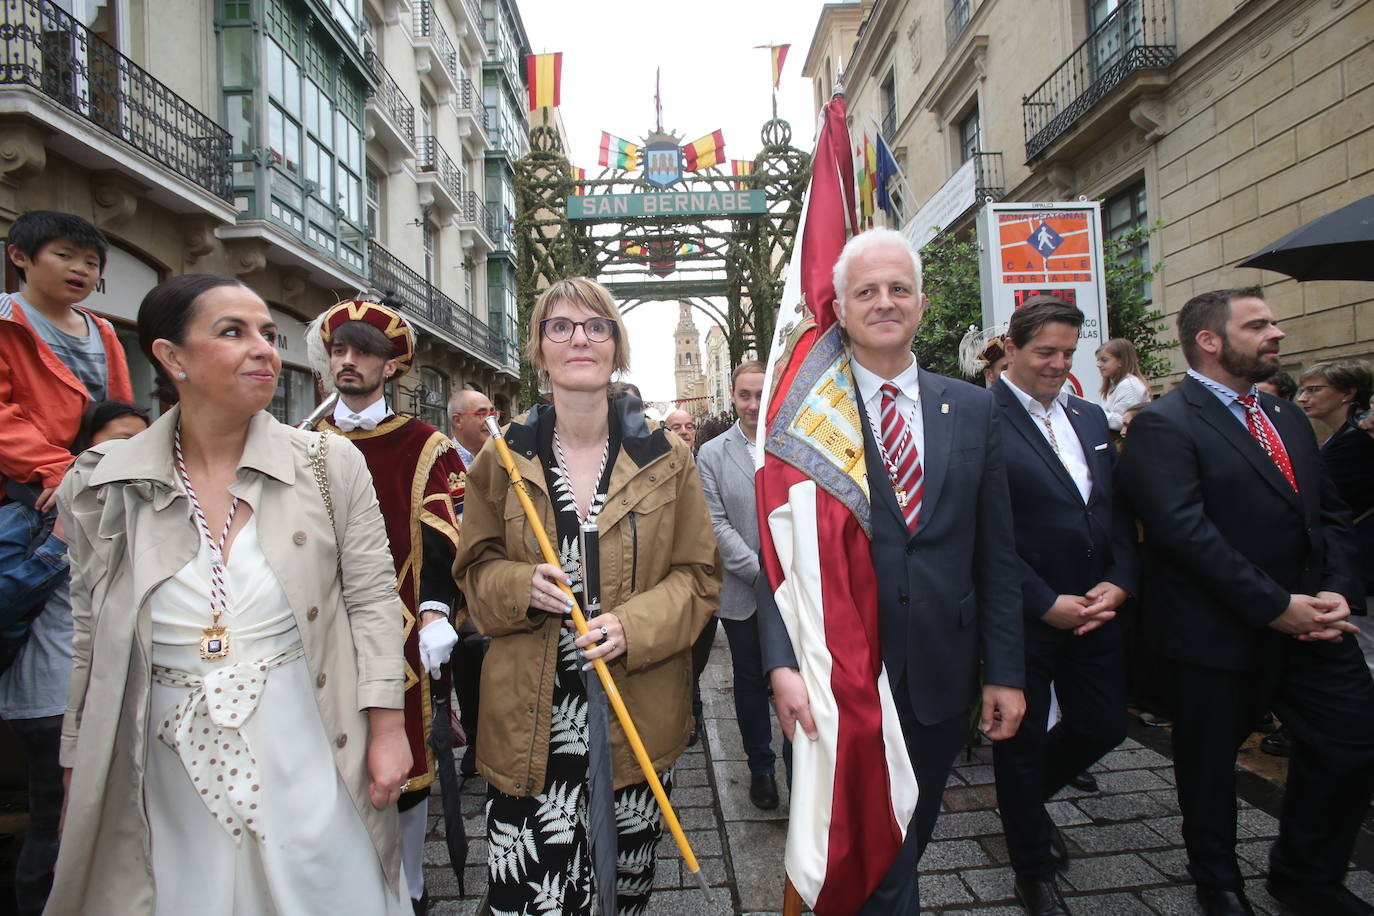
[1,211,134,916]
[2,211,133,510]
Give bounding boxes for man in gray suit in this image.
[759,228,1025,914]
[697,359,780,809]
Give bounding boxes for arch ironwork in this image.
[513,117,810,403]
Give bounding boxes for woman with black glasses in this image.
[454,277,719,915]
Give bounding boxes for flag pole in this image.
[481,417,714,903]
[783,877,803,916]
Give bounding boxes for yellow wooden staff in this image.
[482,417,713,902]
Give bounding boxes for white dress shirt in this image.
[332,395,390,431]
[1001,372,1093,502]
[851,353,925,478]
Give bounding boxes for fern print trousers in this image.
[485,627,670,916]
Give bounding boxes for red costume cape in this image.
[318,414,464,790]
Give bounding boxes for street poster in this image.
[976,201,1109,403]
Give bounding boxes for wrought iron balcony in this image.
[369,240,510,368]
[454,75,487,145]
[971,151,1006,201]
[459,190,493,250]
[946,0,971,48]
[364,51,415,156]
[413,1,460,99]
[1022,0,1175,160]
[0,0,231,202]
[881,108,898,143]
[415,135,464,214]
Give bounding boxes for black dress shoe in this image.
[1195,885,1256,916]
[1266,878,1374,916]
[1014,874,1071,915]
[750,771,779,810]
[1261,727,1293,757]
[411,890,428,916]
[1048,824,1069,871]
[1067,771,1098,792]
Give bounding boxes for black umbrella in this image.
[1237,193,1374,281]
[428,677,468,895]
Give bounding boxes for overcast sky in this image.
[516,0,835,403]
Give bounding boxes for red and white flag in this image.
[754,96,919,915]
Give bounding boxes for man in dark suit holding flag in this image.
[1119,287,1374,916]
[757,225,1025,915]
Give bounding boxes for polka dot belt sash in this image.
[153,644,305,843]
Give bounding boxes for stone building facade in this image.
[805,0,1373,381]
[1,0,527,428]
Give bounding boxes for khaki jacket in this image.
[454,398,720,795]
[48,407,407,915]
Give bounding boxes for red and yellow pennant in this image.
[730,158,754,190]
[856,134,877,225]
[683,130,725,171]
[754,43,791,88]
[598,132,640,170]
[526,52,562,111]
[571,166,586,195]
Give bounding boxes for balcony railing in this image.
[462,190,490,236]
[416,135,464,208]
[414,1,459,85]
[369,240,510,368]
[364,51,415,149]
[0,0,232,201]
[881,108,897,143]
[946,0,971,48]
[971,151,1006,200]
[1022,0,1175,160]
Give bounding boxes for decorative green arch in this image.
[513,118,810,404]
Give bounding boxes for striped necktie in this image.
[878,383,923,531]
[1236,392,1299,492]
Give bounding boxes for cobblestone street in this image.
[424,626,1374,915]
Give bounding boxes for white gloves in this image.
[417,616,459,678]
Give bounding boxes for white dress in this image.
[144,511,409,916]
[1102,375,1150,430]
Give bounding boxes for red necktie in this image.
[878,383,923,531]
[1236,393,1299,493]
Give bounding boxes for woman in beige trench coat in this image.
[48,275,412,915]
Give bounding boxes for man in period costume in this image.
[309,299,464,915]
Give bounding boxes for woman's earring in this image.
[176,371,188,380]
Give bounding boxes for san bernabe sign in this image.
[568,190,766,219]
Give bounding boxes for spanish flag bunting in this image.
[754,44,791,89]
[598,132,640,170]
[572,166,586,195]
[683,130,725,171]
[622,239,645,258]
[730,159,754,190]
[526,52,562,111]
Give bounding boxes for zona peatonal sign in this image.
[568,189,766,219]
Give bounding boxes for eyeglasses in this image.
[1298,385,1329,396]
[540,317,617,343]
[456,408,498,418]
